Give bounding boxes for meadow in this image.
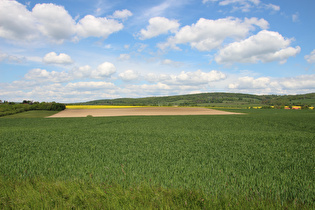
[0,109,314,209]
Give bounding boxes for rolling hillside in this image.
[76,92,315,108]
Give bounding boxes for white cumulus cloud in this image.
[24,68,71,83]
[173,70,226,85]
[228,76,272,89]
[76,15,123,39]
[70,65,92,78]
[139,17,180,40]
[66,81,115,90]
[228,74,315,94]
[0,1,125,43]
[32,3,76,43]
[145,70,226,85]
[0,0,38,41]
[158,17,268,51]
[43,52,73,65]
[91,62,116,79]
[119,70,140,81]
[279,75,315,90]
[215,30,301,64]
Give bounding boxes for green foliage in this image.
[0,110,314,208]
[76,92,315,107]
[0,102,65,117]
[2,110,59,118]
[0,178,310,209]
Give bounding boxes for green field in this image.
[0,109,314,209]
[1,110,59,118]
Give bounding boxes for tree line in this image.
[77,92,315,107]
[0,101,66,117]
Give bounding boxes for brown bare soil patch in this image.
[48,107,243,118]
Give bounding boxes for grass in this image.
[0,109,314,208]
[0,178,307,209]
[2,110,59,118]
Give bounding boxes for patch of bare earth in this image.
[48,107,243,118]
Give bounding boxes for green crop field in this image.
[0,109,314,209]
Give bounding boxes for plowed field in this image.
[48,107,243,117]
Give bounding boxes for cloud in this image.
[0,1,125,43]
[0,0,38,41]
[76,15,123,39]
[66,81,115,90]
[118,54,131,60]
[136,0,190,24]
[124,69,227,96]
[202,0,214,3]
[23,61,117,83]
[265,3,280,11]
[228,76,272,89]
[0,80,119,103]
[161,59,183,67]
[279,75,315,90]
[0,52,7,62]
[136,83,171,91]
[139,17,180,40]
[145,70,226,85]
[158,17,268,51]
[0,51,25,63]
[142,1,172,18]
[229,74,315,94]
[292,12,299,23]
[203,0,280,12]
[71,65,92,78]
[24,68,71,83]
[43,52,74,65]
[172,70,226,85]
[32,3,76,43]
[119,70,140,81]
[215,30,301,64]
[136,43,148,52]
[305,50,315,64]
[91,62,117,79]
[3,67,315,103]
[111,9,133,20]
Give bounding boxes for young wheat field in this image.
[0,109,314,209]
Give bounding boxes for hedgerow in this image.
[0,102,65,117]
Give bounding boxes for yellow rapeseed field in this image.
[66,105,146,109]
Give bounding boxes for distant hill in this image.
[74,92,315,108]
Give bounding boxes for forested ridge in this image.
[77,92,315,108]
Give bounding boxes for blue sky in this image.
[1,0,315,103]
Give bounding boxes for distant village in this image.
[250,105,314,110]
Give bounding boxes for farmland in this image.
[0,109,314,208]
[51,107,243,117]
[66,105,145,109]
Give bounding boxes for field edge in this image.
[0,177,311,209]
